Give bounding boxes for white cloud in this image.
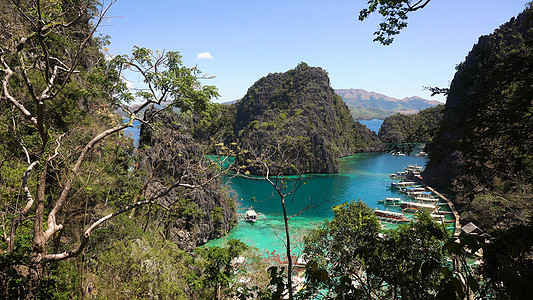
[125,80,133,89]
[197,52,214,60]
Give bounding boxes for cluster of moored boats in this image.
[374,164,455,226]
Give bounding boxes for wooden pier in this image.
[425,186,461,237]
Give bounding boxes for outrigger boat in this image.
[374,209,410,223]
[431,211,453,216]
[401,187,427,194]
[430,213,455,223]
[414,196,440,204]
[389,171,407,179]
[405,164,424,171]
[377,197,402,205]
[389,181,417,189]
[244,209,258,223]
[237,206,266,223]
[400,201,437,212]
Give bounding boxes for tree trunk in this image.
[281,196,294,300]
[27,252,45,299]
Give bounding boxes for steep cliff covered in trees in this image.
[423,8,533,229]
[139,107,237,250]
[226,63,383,174]
[378,105,444,143]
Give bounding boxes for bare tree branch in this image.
[407,0,431,11]
[47,133,66,162]
[1,55,38,127]
[22,161,39,216]
[19,55,39,103]
[43,199,153,261]
[49,0,117,100]
[44,119,134,242]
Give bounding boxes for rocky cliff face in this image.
[139,107,236,250]
[231,63,383,174]
[422,8,533,228]
[424,9,533,189]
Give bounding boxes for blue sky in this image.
[98,0,529,103]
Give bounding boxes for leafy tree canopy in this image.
[359,0,431,45]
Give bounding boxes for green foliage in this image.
[379,105,444,144]
[480,222,533,299]
[0,220,34,298]
[303,201,447,299]
[359,0,431,45]
[379,105,444,154]
[127,46,219,113]
[95,231,192,299]
[211,206,225,233]
[53,217,254,300]
[194,239,249,299]
[302,200,381,298]
[190,103,238,150]
[1,1,229,298]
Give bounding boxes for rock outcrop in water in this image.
[228,63,383,174]
[139,107,236,250]
[423,8,533,229]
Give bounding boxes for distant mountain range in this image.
[222,88,440,120]
[334,88,441,120]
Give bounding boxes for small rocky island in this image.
[197,63,383,174]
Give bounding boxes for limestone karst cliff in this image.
[229,63,383,174]
[139,107,237,250]
[423,8,533,229]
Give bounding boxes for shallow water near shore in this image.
[206,151,430,255]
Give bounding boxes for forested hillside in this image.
[423,8,533,230]
[378,105,444,144]
[138,107,237,250]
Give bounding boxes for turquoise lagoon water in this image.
[207,152,428,255]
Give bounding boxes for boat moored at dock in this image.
[400,201,437,212]
[374,209,410,224]
[389,181,417,189]
[377,197,402,205]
